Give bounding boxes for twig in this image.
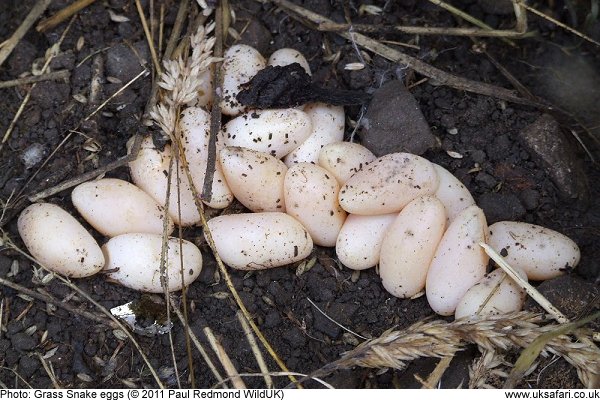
[271,0,546,108]
[203,327,247,389]
[36,0,97,32]
[36,353,61,389]
[135,0,161,74]
[317,23,528,38]
[236,311,273,389]
[0,70,70,89]
[0,0,52,68]
[0,276,117,327]
[171,300,229,388]
[202,0,226,202]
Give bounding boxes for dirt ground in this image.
[1,0,599,389]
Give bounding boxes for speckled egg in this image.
[220,44,266,116]
[318,142,376,185]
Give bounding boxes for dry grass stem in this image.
[135,0,161,74]
[36,0,97,32]
[305,312,600,388]
[213,372,334,389]
[203,327,247,389]
[236,311,273,389]
[469,350,509,389]
[37,353,61,389]
[0,0,51,67]
[170,300,229,388]
[423,355,454,389]
[0,70,70,89]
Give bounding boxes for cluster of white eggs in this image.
[17,45,581,319]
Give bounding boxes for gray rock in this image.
[519,114,589,202]
[237,17,272,56]
[19,355,41,378]
[106,41,149,82]
[478,192,526,224]
[360,80,436,156]
[519,188,540,211]
[10,332,37,352]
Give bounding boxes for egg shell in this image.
[284,163,347,247]
[284,103,345,166]
[221,108,312,159]
[336,213,397,270]
[426,205,489,316]
[379,196,447,298]
[455,267,527,319]
[18,203,104,278]
[103,233,202,293]
[128,136,200,226]
[179,107,233,209]
[318,142,376,185]
[220,44,266,116]
[432,164,476,224]
[339,152,439,215]
[267,48,311,75]
[207,212,313,270]
[72,178,175,237]
[487,221,580,280]
[219,147,287,212]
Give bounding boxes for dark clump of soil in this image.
[1,0,599,390]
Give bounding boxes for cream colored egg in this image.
[219,147,287,212]
[339,152,439,215]
[103,233,202,293]
[379,196,447,298]
[426,205,489,316]
[432,164,475,224]
[194,68,213,108]
[284,163,347,247]
[128,136,200,226]
[222,109,312,159]
[455,267,527,319]
[336,213,396,270]
[179,107,233,209]
[207,212,313,270]
[72,178,174,237]
[268,48,311,75]
[18,203,104,278]
[284,103,344,166]
[318,142,376,184]
[488,221,580,280]
[220,44,266,116]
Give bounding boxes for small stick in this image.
[236,311,273,389]
[0,0,52,68]
[0,70,70,89]
[37,353,61,389]
[0,276,117,327]
[203,327,247,389]
[27,134,142,202]
[317,23,529,38]
[170,300,229,388]
[479,243,569,323]
[36,0,97,32]
[134,0,162,74]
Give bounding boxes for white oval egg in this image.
[195,68,213,108]
[432,164,475,224]
[426,205,489,316]
[103,233,202,293]
[220,44,266,116]
[488,221,580,280]
[336,213,397,270]
[222,108,313,159]
[267,48,311,75]
[284,163,347,247]
[128,136,200,226]
[179,107,233,209]
[379,196,447,298]
[207,212,313,270]
[455,267,527,319]
[219,146,287,212]
[222,108,312,158]
[18,203,105,278]
[284,103,344,166]
[72,178,174,237]
[339,152,439,215]
[318,142,376,185]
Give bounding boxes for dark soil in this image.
[1,0,599,390]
